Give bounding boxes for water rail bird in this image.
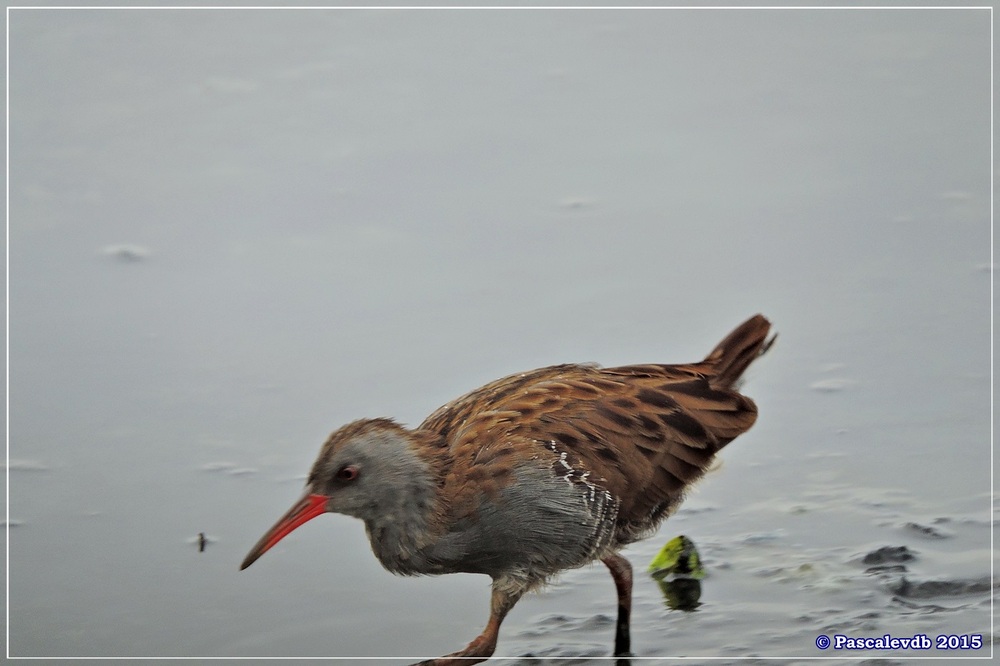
[241,314,775,664]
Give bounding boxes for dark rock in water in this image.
[862,545,916,565]
[887,576,993,599]
[903,522,951,539]
[865,564,908,575]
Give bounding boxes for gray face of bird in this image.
[308,425,438,522]
[239,420,439,572]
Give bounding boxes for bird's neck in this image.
[363,428,450,575]
[365,515,433,575]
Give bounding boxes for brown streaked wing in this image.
[419,364,589,438]
[497,362,759,527]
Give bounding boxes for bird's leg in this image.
[415,579,526,666]
[602,553,633,657]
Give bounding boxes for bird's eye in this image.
[335,464,359,482]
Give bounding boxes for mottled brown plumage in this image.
[241,314,775,664]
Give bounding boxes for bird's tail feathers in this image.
[703,314,775,388]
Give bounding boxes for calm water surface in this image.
[8,7,992,663]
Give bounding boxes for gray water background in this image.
[8,6,993,662]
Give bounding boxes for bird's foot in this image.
[412,652,490,666]
[411,635,496,666]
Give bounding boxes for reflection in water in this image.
[652,576,702,612]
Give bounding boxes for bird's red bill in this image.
[240,493,328,570]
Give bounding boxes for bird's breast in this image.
[407,442,621,580]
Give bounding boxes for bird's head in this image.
[239,418,441,571]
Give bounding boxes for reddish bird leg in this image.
[603,553,633,656]
[416,581,525,666]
